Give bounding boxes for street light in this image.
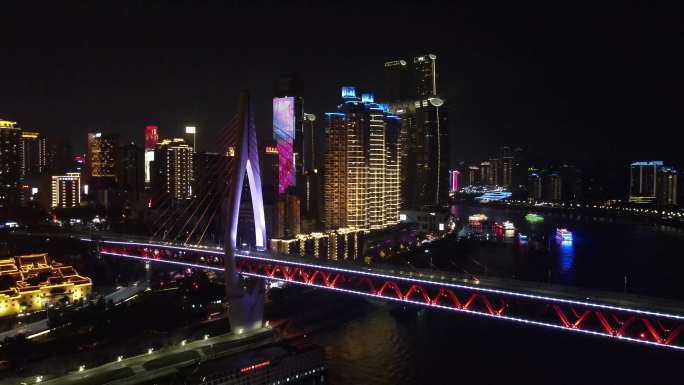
[78,365,85,372]
[148,348,154,355]
[117,355,123,362]
[181,339,187,346]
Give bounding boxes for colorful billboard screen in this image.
[450,170,460,193]
[145,125,159,149]
[273,97,295,194]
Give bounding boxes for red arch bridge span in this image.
[97,239,684,351]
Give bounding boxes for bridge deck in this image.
[12,229,681,318]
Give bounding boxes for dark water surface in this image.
[445,204,684,299]
[306,205,684,385]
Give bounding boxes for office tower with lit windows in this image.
[545,173,563,202]
[151,138,194,203]
[144,125,159,189]
[466,165,480,186]
[384,60,410,102]
[629,161,661,204]
[501,156,513,187]
[489,158,500,186]
[528,172,543,201]
[119,142,143,204]
[479,161,492,186]
[0,120,22,207]
[20,131,47,177]
[385,54,448,209]
[324,87,401,231]
[273,74,311,237]
[559,164,583,203]
[51,173,81,208]
[86,132,119,183]
[449,170,460,194]
[302,113,323,232]
[657,166,678,206]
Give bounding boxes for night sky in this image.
[2,2,682,180]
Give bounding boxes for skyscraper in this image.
[51,173,81,208]
[324,87,400,231]
[479,161,492,186]
[466,165,480,186]
[144,125,159,189]
[449,170,460,193]
[151,138,194,203]
[272,74,316,237]
[383,60,409,102]
[0,120,22,207]
[629,161,661,204]
[657,166,678,206]
[119,142,143,204]
[87,132,118,182]
[20,131,47,177]
[302,113,323,232]
[528,173,542,201]
[386,54,449,209]
[545,173,563,202]
[413,54,438,98]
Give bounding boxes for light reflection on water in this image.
[557,238,575,282]
[446,203,684,298]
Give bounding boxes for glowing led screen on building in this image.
[449,170,460,193]
[144,126,159,184]
[144,125,159,149]
[273,97,295,194]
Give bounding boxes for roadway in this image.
[4,328,273,385]
[9,228,684,318]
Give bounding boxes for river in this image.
[302,204,684,384]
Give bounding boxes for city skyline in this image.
[2,3,684,383]
[2,2,682,171]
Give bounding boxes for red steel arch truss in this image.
[98,242,684,350]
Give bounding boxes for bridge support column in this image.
[223,91,268,333]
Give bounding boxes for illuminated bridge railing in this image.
[96,239,684,351]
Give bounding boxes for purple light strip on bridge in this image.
[240,271,684,352]
[99,251,684,351]
[97,240,684,320]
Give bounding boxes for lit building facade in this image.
[270,227,365,261]
[545,173,563,202]
[501,156,513,187]
[324,87,400,231]
[0,253,92,317]
[629,161,661,204]
[273,95,302,238]
[466,165,480,186]
[385,54,449,210]
[449,170,460,194]
[479,161,492,186]
[0,120,22,207]
[119,142,143,203]
[528,173,543,201]
[20,131,47,177]
[151,138,194,202]
[87,132,118,181]
[657,166,678,206]
[302,113,323,232]
[51,172,81,208]
[144,125,159,189]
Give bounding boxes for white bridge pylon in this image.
[222,91,267,331]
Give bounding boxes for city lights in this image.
[2,8,682,383]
